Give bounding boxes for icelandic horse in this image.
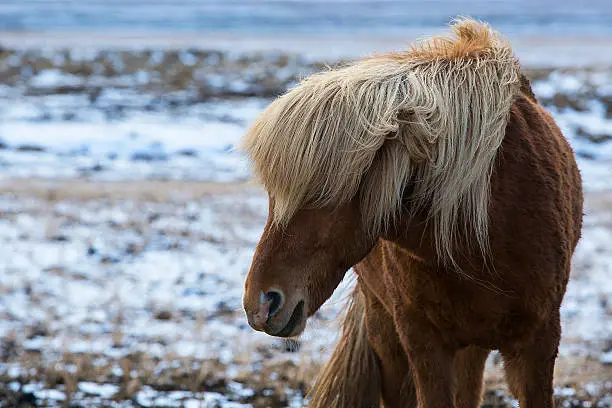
[241,18,583,408]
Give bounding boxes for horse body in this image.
[241,19,583,408]
[313,93,582,408]
[360,93,581,351]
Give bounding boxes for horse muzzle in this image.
[245,290,306,337]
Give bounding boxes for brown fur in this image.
[388,18,501,61]
[242,21,583,408]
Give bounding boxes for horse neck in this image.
[380,209,485,271]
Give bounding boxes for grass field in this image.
[0,44,611,407]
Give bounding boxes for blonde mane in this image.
[242,18,521,265]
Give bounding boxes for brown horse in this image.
[241,19,583,408]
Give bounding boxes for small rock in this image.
[87,87,103,104]
[62,111,76,121]
[49,234,70,242]
[16,145,45,152]
[154,310,173,321]
[214,301,235,316]
[600,96,612,119]
[147,213,161,222]
[100,256,120,264]
[576,151,596,160]
[130,143,168,161]
[177,149,198,157]
[576,127,612,144]
[26,323,49,339]
[125,242,144,255]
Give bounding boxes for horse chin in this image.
[274,318,307,338]
[269,300,307,338]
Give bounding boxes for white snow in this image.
[0,95,271,182]
[78,382,119,398]
[30,69,84,89]
[601,351,612,365]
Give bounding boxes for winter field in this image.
[0,42,611,407]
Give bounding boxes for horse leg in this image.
[501,313,560,408]
[454,346,490,408]
[363,289,417,408]
[394,308,456,408]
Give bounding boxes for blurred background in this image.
[0,1,611,407]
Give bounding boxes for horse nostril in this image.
[266,290,284,317]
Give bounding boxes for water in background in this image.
[1,0,612,37]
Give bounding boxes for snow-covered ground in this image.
[0,188,353,406]
[0,52,611,406]
[0,68,611,187]
[0,93,265,182]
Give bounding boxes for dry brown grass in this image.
[2,348,610,407]
[0,178,260,203]
[0,178,610,406]
[0,346,323,407]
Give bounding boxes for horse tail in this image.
[308,283,381,408]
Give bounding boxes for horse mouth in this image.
[273,300,304,337]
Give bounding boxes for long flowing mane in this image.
[242,18,521,264]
